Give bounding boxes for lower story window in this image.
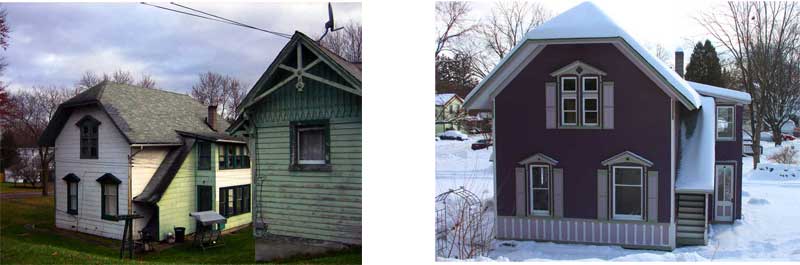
[612,166,643,220]
[101,183,118,220]
[219,185,251,217]
[529,165,550,215]
[67,182,78,214]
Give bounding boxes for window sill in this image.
[289,164,333,172]
[557,125,604,130]
[102,215,119,221]
[219,168,251,170]
[67,210,78,215]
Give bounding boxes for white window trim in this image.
[612,166,644,221]
[582,76,599,92]
[561,95,578,126]
[561,76,577,92]
[716,106,735,141]
[715,164,734,202]
[582,94,599,126]
[297,126,326,165]
[529,164,550,216]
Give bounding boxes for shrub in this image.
[768,146,798,164]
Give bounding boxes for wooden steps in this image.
[675,193,708,246]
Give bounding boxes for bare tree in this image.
[137,73,157,89]
[76,71,106,91]
[4,86,75,195]
[698,1,800,167]
[318,21,362,62]
[436,2,476,59]
[190,72,246,121]
[110,70,134,85]
[470,1,551,77]
[224,78,246,121]
[0,6,11,90]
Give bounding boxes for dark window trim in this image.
[289,120,332,172]
[76,115,101,159]
[63,173,80,215]
[198,141,212,170]
[219,184,251,217]
[97,173,120,221]
[218,143,251,170]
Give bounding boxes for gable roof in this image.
[435,93,463,106]
[133,138,196,204]
[39,82,229,146]
[235,31,361,115]
[463,1,703,111]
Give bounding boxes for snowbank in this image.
[676,97,716,193]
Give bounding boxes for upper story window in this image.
[198,142,212,170]
[290,120,331,171]
[76,115,101,159]
[218,144,250,170]
[716,106,735,141]
[551,61,607,128]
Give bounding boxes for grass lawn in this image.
[0,196,361,264]
[0,182,42,194]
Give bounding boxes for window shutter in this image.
[647,171,659,222]
[602,82,614,129]
[515,167,526,217]
[553,168,564,218]
[545,82,556,129]
[597,169,608,220]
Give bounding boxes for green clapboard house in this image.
[229,31,361,245]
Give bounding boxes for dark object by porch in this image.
[174,227,186,243]
[118,214,144,259]
[189,211,227,251]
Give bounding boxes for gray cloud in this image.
[2,2,361,94]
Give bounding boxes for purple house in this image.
[463,2,751,250]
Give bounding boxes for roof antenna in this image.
[318,2,344,41]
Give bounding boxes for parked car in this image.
[783,133,796,141]
[471,139,493,150]
[438,130,469,141]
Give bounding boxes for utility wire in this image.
[169,2,292,39]
[140,2,291,39]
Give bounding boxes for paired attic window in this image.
[552,61,606,128]
[218,144,250,170]
[716,106,735,141]
[76,115,101,159]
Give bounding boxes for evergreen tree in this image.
[685,40,725,87]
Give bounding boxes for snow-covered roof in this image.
[688,81,752,104]
[436,93,458,106]
[464,1,703,111]
[676,96,716,193]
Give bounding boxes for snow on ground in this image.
[436,137,800,261]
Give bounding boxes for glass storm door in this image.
[714,164,734,222]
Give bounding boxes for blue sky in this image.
[1,2,361,93]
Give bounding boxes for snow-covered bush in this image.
[768,146,798,164]
[436,187,494,259]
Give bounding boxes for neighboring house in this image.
[38,82,252,241]
[435,93,464,133]
[462,2,751,250]
[229,31,361,245]
[781,120,796,135]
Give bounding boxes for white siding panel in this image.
[54,106,130,240]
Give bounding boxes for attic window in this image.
[76,115,101,159]
[552,61,606,128]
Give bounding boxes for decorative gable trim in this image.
[518,153,559,166]
[550,60,607,77]
[96,173,121,184]
[75,115,101,127]
[601,151,653,167]
[62,173,81,182]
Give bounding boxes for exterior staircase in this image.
[676,193,708,246]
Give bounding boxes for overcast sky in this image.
[2,2,361,93]
[468,0,723,65]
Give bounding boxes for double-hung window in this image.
[218,144,250,170]
[76,116,100,159]
[63,174,80,215]
[560,77,578,126]
[198,142,212,170]
[612,166,644,220]
[582,77,600,126]
[97,173,121,221]
[716,106,734,141]
[529,165,550,216]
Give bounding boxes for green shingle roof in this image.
[39,82,229,145]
